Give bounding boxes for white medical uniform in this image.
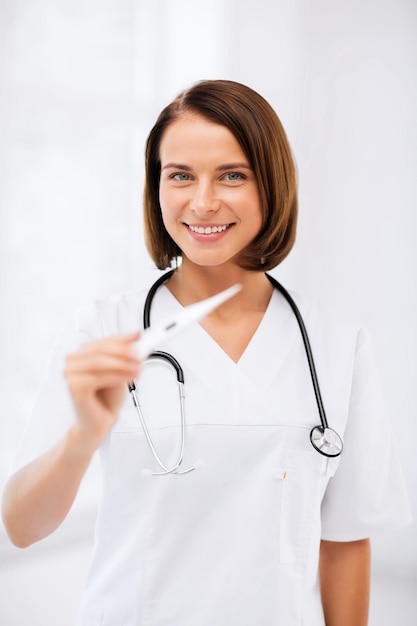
[9,283,412,626]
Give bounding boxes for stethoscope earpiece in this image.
[310,426,343,457]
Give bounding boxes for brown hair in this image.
[144,80,298,271]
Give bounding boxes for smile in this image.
[187,224,232,234]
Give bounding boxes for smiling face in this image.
[158,113,263,269]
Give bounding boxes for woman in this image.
[2,80,411,625]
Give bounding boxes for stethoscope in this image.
[128,270,343,475]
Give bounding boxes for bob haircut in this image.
[144,80,298,271]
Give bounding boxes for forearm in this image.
[1,425,96,548]
[3,332,140,549]
[320,538,371,626]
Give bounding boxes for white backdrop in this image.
[0,1,416,624]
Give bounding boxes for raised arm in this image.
[2,332,140,548]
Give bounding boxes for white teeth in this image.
[189,224,229,234]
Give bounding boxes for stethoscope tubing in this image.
[128,351,193,474]
[265,274,329,430]
[265,274,343,457]
[129,269,343,470]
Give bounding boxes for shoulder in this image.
[70,272,175,340]
[277,285,365,351]
[274,286,373,405]
[74,289,149,339]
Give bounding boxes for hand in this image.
[64,332,141,451]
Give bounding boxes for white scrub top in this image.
[9,283,412,626]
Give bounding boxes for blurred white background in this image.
[0,1,416,624]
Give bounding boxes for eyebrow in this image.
[216,163,253,172]
[161,163,192,171]
[161,162,253,171]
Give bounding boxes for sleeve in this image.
[321,328,413,541]
[6,305,105,477]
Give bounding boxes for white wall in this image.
[0,1,416,624]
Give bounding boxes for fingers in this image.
[64,332,142,394]
[63,333,142,449]
[79,331,140,355]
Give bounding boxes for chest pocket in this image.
[278,449,327,564]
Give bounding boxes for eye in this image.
[171,173,191,181]
[223,172,246,182]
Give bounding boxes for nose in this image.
[190,180,220,216]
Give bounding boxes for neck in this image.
[166,260,273,313]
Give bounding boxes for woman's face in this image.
[158,112,262,269]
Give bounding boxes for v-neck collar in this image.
[149,285,299,395]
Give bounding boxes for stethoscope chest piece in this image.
[310,426,343,457]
